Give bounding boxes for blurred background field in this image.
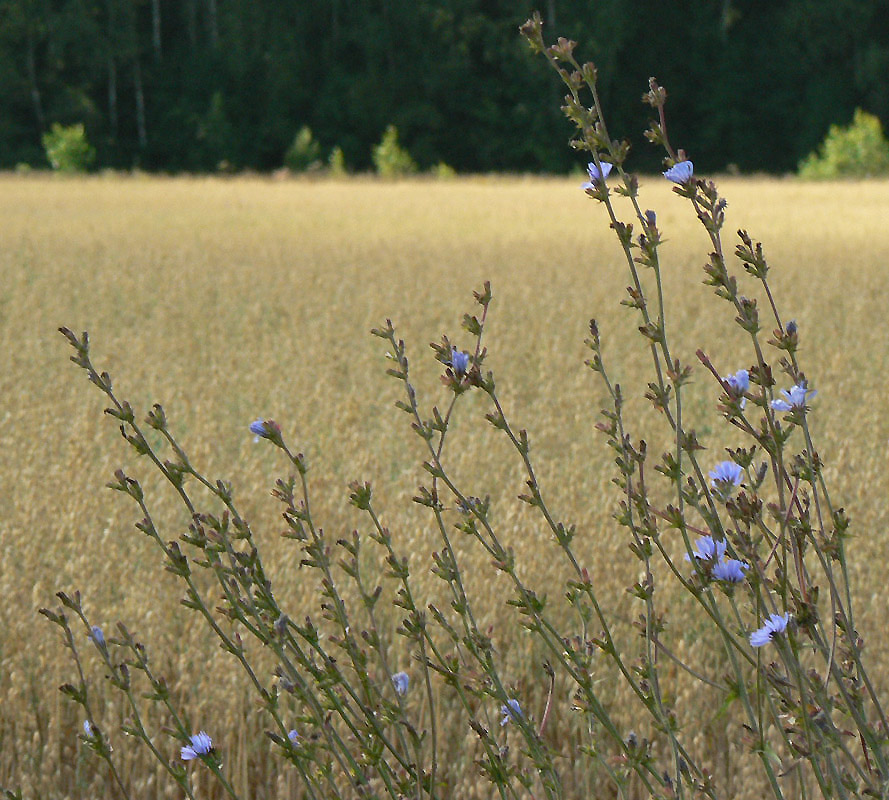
[2,174,889,797]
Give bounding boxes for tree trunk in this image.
[25,29,45,133]
[187,0,197,47]
[134,58,147,150]
[206,0,219,47]
[108,55,118,140]
[381,0,395,77]
[152,0,162,59]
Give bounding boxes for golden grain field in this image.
[2,174,889,799]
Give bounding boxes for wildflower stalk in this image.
[690,171,886,795]
[375,319,546,799]
[379,309,686,798]
[732,233,886,781]
[60,327,427,799]
[377,318,573,798]
[522,11,889,797]
[593,324,791,796]
[340,531,418,775]
[278,459,427,790]
[63,601,201,800]
[532,17,742,597]
[119,630,242,800]
[38,599,133,800]
[481,383,695,793]
[351,490,440,798]
[555,78,747,698]
[109,626,200,800]
[282,468,411,781]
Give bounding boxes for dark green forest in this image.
[2,0,888,174]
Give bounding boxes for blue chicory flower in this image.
[250,418,282,443]
[392,671,409,697]
[685,535,727,563]
[771,383,817,412]
[663,160,694,183]
[181,731,213,761]
[750,613,791,647]
[288,729,300,745]
[500,698,523,727]
[83,720,94,737]
[451,349,470,376]
[725,369,749,393]
[581,160,613,190]
[709,460,743,489]
[89,625,105,647]
[712,559,748,583]
[724,369,749,409]
[249,419,267,442]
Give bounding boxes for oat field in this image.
[2,174,889,798]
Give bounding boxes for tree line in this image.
[1,0,887,174]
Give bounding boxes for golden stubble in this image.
[2,174,888,798]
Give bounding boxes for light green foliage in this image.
[203,91,235,169]
[328,145,347,176]
[431,162,456,179]
[798,109,889,178]
[284,126,321,172]
[372,125,416,177]
[42,123,95,172]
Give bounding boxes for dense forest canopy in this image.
[1,0,887,174]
